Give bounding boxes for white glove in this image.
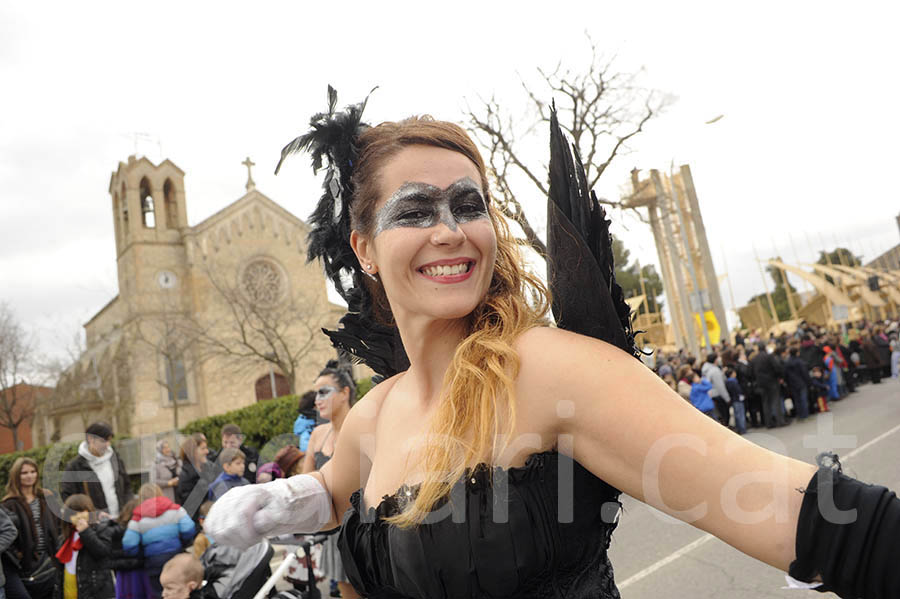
[205,474,332,549]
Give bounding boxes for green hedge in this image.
[182,395,297,452]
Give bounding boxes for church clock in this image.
[156,270,178,289]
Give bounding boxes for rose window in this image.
[242,259,284,306]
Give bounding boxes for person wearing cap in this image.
[61,421,133,518]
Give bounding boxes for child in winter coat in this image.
[688,373,715,418]
[56,493,116,599]
[91,497,153,599]
[207,448,249,501]
[123,484,196,596]
[293,390,318,453]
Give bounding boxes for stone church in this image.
[33,155,344,444]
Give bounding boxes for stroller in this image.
[201,539,275,599]
[252,534,331,599]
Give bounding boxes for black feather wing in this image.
[322,312,410,379]
[546,105,638,356]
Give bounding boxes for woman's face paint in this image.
[373,176,488,237]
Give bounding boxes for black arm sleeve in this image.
[789,455,900,598]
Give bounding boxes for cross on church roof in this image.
[242,156,256,191]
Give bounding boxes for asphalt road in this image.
[610,378,900,599]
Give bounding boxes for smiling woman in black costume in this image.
[206,88,900,598]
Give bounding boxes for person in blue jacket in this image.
[689,372,715,418]
[208,448,249,501]
[293,390,318,452]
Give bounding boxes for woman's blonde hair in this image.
[3,457,43,501]
[351,117,550,526]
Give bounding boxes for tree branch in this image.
[464,35,665,258]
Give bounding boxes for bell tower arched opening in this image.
[164,178,178,229]
[140,177,155,228]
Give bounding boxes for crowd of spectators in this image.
[0,360,357,599]
[652,318,900,431]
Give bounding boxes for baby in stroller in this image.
[161,541,275,599]
[160,553,206,599]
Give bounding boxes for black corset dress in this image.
[338,451,623,598]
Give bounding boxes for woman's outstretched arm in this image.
[516,327,815,571]
[205,378,386,547]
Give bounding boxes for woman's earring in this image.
[363,264,378,281]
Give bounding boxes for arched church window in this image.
[140,177,155,228]
[241,258,286,307]
[164,179,178,229]
[255,371,290,401]
[164,348,189,403]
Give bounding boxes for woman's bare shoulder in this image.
[512,326,640,412]
[356,372,402,408]
[514,326,625,368]
[341,372,403,435]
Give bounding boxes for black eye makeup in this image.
[316,386,337,399]
[373,177,488,236]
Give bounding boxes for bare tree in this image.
[466,37,669,257]
[195,259,331,397]
[39,328,134,442]
[131,297,208,431]
[0,302,37,450]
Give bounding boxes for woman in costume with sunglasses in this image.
[301,361,360,599]
[207,88,900,599]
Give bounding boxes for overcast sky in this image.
[3,1,899,366]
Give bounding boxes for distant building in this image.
[0,383,51,453]
[33,156,344,445]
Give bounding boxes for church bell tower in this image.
[108,156,189,304]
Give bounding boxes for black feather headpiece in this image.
[275,85,374,302]
[275,86,410,378]
[546,103,639,357]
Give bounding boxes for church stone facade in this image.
[33,156,344,444]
